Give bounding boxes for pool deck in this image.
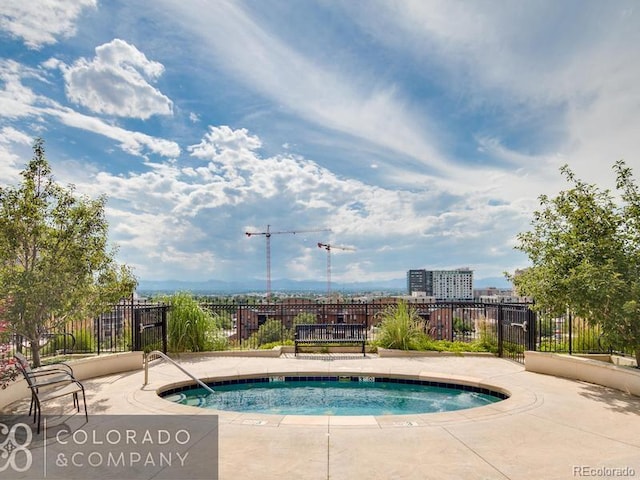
[6,353,640,479]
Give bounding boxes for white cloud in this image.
[61,39,173,119]
[352,1,634,104]
[0,126,33,184]
[46,106,180,157]
[352,0,640,185]
[0,0,96,49]
[76,126,532,281]
[0,126,33,145]
[6,2,637,283]
[0,60,42,119]
[189,126,262,158]
[105,208,217,280]
[0,59,179,159]
[153,0,463,178]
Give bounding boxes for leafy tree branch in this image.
[0,139,136,366]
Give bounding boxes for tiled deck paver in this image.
[5,354,640,479]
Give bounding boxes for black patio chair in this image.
[13,351,75,383]
[14,352,87,434]
[13,352,76,414]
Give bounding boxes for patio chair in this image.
[14,352,76,414]
[14,351,76,384]
[14,352,87,434]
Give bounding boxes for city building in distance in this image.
[406,268,473,300]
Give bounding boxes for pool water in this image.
[162,378,505,415]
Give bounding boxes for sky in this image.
[1,1,639,289]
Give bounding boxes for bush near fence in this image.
[5,299,630,364]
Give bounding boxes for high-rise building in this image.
[406,269,431,295]
[406,268,473,300]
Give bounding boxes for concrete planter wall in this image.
[1,351,143,411]
[377,348,494,358]
[1,377,30,410]
[283,345,377,355]
[66,351,143,381]
[174,349,283,359]
[525,351,640,396]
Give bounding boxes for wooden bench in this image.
[294,324,367,357]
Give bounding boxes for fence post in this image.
[365,302,369,329]
[568,311,573,355]
[161,304,168,354]
[497,304,504,357]
[527,308,537,351]
[449,303,454,342]
[96,311,102,355]
[132,308,140,351]
[130,293,135,352]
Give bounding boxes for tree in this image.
[512,162,640,366]
[0,139,136,366]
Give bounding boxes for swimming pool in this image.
[160,375,508,415]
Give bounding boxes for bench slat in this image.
[294,324,366,356]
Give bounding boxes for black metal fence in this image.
[6,300,169,363]
[202,300,537,362]
[533,310,635,357]
[132,304,167,353]
[6,299,631,365]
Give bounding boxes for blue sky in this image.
[1,1,639,287]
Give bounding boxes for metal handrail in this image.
[144,350,215,395]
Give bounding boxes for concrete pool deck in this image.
[5,354,640,479]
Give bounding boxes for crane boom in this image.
[317,242,355,296]
[245,225,331,300]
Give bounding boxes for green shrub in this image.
[474,317,498,353]
[375,300,426,350]
[537,316,556,337]
[0,340,18,390]
[292,312,317,326]
[412,336,492,353]
[573,323,605,352]
[72,328,96,353]
[453,317,474,334]
[538,321,611,354]
[115,323,132,351]
[142,341,163,354]
[166,292,224,352]
[538,338,568,352]
[207,330,229,351]
[249,319,287,347]
[503,341,525,355]
[211,311,233,330]
[258,339,294,350]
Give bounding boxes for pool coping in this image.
[133,365,542,428]
[7,354,640,479]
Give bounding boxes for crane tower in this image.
[317,242,355,296]
[246,225,330,300]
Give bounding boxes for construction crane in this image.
[317,242,356,297]
[245,225,330,300]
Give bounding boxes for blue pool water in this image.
[162,377,506,415]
